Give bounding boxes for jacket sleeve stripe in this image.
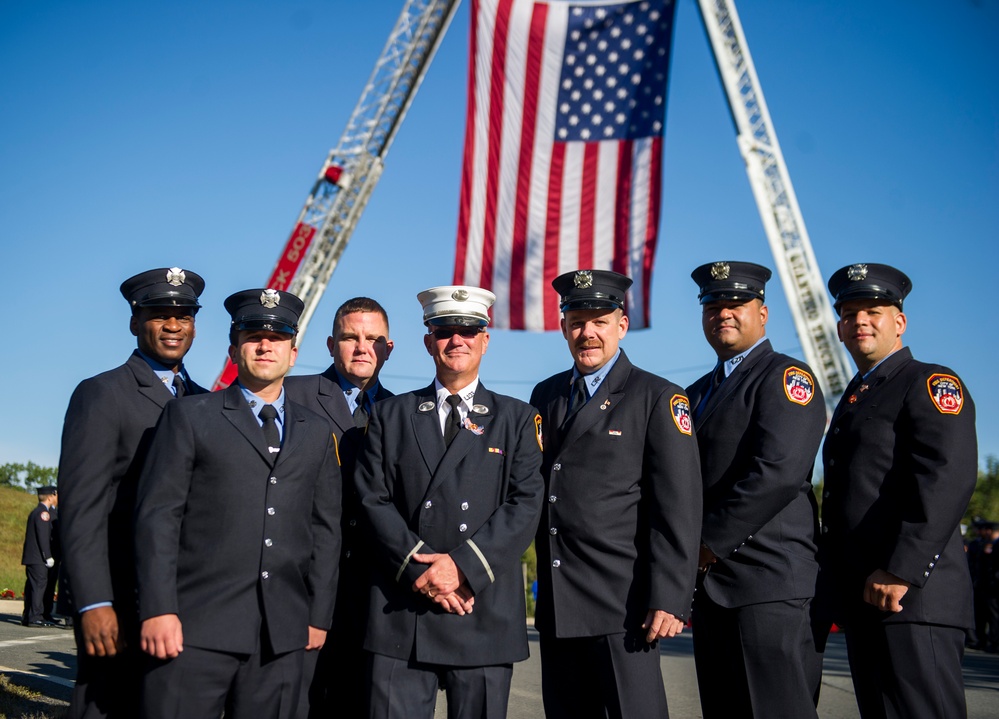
[395,540,425,582]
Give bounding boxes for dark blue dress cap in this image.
[691,261,772,304]
[827,263,912,312]
[37,486,57,497]
[224,288,305,336]
[120,267,205,309]
[553,270,633,312]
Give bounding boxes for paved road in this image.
[2,601,996,717]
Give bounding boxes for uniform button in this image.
[923,571,930,577]
[928,562,935,568]
[349,519,357,527]
[553,463,561,471]
[747,535,753,540]
[833,427,840,434]
[821,526,829,535]
[459,523,468,532]
[261,571,270,580]
[823,491,830,499]
[269,477,277,485]
[549,495,557,503]
[345,550,351,558]
[934,554,940,560]
[264,538,273,547]
[829,459,836,467]
[424,500,432,509]
[552,560,561,568]
[461,502,469,510]
[267,507,275,515]
[550,527,558,535]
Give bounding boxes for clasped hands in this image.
[411,552,475,616]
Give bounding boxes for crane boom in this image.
[696,0,853,415]
[213,0,461,389]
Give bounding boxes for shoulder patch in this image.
[40,511,50,522]
[670,394,693,436]
[534,414,544,451]
[927,373,963,415]
[783,366,815,406]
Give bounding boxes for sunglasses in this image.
[430,326,484,340]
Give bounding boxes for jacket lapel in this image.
[559,354,631,449]
[412,385,445,477]
[221,384,275,465]
[316,367,354,436]
[126,351,174,410]
[834,347,912,420]
[424,387,495,499]
[697,340,773,425]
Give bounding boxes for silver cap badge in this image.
[260,289,281,308]
[574,270,593,289]
[710,262,730,280]
[847,264,868,281]
[452,289,469,302]
[166,267,186,286]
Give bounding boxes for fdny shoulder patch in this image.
[927,373,963,415]
[40,511,50,522]
[670,394,692,436]
[534,414,544,451]
[783,366,815,406]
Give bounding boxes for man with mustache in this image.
[531,269,702,718]
[820,263,977,718]
[57,267,206,719]
[686,261,826,718]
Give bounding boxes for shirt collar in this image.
[333,367,380,411]
[237,382,286,422]
[861,347,903,381]
[434,377,479,412]
[571,349,621,399]
[721,336,767,378]
[137,350,187,393]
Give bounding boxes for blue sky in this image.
[2,0,997,470]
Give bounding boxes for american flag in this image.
[454,0,677,330]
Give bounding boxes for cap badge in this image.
[574,270,593,289]
[710,262,730,280]
[166,267,186,286]
[452,289,469,302]
[847,264,868,281]
[260,289,281,308]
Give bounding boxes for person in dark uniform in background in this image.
[21,486,60,627]
[135,288,341,719]
[686,261,826,718]
[966,519,994,650]
[284,296,394,718]
[820,263,977,718]
[57,266,205,719]
[531,269,702,719]
[980,522,999,653]
[354,285,544,719]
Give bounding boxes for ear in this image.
[759,303,769,327]
[384,339,395,360]
[289,344,298,369]
[228,345,237,363]
[895,311,907,338]
[836,319,844,342]
[326,335,336,358]
[560,316,569,340]
[129,314,140,337]
[617,312,629,339]
[423,332,433,355]
[480,331,489,355]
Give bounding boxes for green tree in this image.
[967,455,999,526]
[0,462,57,491]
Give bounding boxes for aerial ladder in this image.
[697,0,853,414]
[214,0,853,415]
[213,0,461,389]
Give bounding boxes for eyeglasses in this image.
[430,326,484,340]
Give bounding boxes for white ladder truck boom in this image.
[697,0,853,416]
[214,0,461,389]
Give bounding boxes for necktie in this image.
[562,375,588,427]
[259,404,281,454]
[444,394,463,445]
[694,364,725,420]
[353,391,369,429]
[172,374,186,398]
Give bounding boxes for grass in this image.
[0,486,37,598]
[0,675,66,719]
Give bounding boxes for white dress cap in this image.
[417,285,497,327]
